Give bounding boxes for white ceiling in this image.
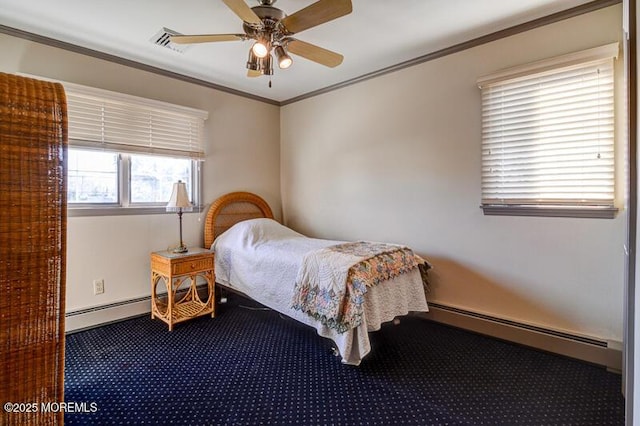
[0,0,595,103]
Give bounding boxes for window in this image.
[477,43,618,218]
[60,80,208,215]
[67,149,198,210]
[68,149,118,204]
[130,154,192,204]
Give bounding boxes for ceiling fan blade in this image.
[286,39,343,68]
[222,0,262,25]
[170,34,244,44]
[247,69,262,78]
[281,0,352,35]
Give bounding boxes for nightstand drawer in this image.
[172,257,213,275]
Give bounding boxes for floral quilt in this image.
[291,241,428,333]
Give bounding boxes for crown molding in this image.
[0,0,621,106]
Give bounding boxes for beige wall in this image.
[281,5,625,343]
[0,5,627,344]
[0,33,281,313]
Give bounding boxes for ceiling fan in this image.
[170,0,353,79]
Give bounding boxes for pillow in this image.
[213,218,303,250]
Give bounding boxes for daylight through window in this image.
[477,43,618,218]
[60,80,208,213]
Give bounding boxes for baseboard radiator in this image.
[65,284,215,333]
[420,302,622,372]
[65,296,152,333]
[66,295,622,371]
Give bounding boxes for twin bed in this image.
[205,192,430,365]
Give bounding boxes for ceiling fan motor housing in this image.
[243,5,288,44]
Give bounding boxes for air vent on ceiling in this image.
[150,27,190,53]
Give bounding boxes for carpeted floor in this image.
[65,294,624,425]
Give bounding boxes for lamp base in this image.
[173,245,188,254]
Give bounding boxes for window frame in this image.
[68,149,203,217]
[477,43,619,219]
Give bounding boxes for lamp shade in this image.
[166,180,193,212]
[275,46,292,69]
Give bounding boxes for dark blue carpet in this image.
[65,294,624,425]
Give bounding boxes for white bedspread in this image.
[212,218,429,365]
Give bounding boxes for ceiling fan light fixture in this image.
[252,40,269,58]
[170,0,353,78]
[246,49,260,71]
[275,45,292,69]
[261,54,274,76]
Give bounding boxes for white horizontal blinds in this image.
[64,82,208,159]
[480,54,616,207]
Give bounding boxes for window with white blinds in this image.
[64,82,208,159]
[477,43,618,218]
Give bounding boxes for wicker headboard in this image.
[204,191,274,248]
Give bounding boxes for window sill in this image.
[481,205,618,219]
[68,206,204,217]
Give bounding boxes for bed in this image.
[206,191,430,365]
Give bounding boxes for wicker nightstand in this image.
[150,248,215,330]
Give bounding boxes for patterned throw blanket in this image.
[291,242,429,333]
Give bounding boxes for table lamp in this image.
[166,180,193,253]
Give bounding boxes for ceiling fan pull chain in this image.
[269,78,272,88]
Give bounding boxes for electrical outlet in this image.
[93,279,104,295]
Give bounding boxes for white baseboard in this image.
[65,297,151,333]
[65,285,210,333]
[65,296,623,371]
[420,302,622,372]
